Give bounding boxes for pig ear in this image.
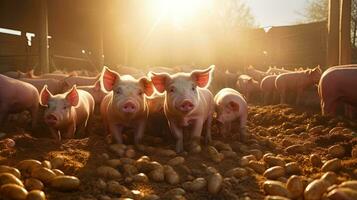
[139,77,154,97]
[100,66,120,92]
[93,80,101,91]
[39,85,53,106]
[190,65,215,88]
[66,85,79,107]
[26,69,34,78]
[228,101,240,111]
[149,72,171,93]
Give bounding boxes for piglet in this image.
[150,65,215,153]
[77,80,108,112]
[100,67,154,145]
[0,74,39,129]
[39,85,94,141]
[214,88,248,140]
[275,66,322,105]
[237,75,260,102]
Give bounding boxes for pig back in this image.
[74,90,95,125]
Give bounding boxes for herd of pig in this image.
[0,64,356,153]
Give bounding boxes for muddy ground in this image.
[0,104,357,200]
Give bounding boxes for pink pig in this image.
[77,80,108,109]
[150,65,215,153]
[236,75,260,102]
[0,74,39,128]
[260,75,278,104]
[275,66,322,105]
[20,78,66,95]
[3,70,28,79]
[100,67,154,145]
[62,75,100,91]
[319,65,357,117]
[39,85,94,141]
[214,88,248,140]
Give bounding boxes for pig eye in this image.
[63,105,68,109]
[138,90,143,96]
[115,88,122,95]
[191,86,195,91]
[169,87,175,93]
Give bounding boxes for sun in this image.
[151,0,208,28]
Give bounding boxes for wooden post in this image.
[39,0,49,73]
[327,0,340,67]
[339,0,352,65]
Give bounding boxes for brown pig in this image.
[214,88,248,140]
[319,65,357,117]
[20,78,66,95]
[0,74,39,128]
[236,75,260,102]
[150,65,215,153]
[39,85,94,141]
[260,75,278,104]
[77,80,108,111]
[100,67,154,145]
[275,66,322,105]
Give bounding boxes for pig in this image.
[214,88,248,140]
[39,85,94,141]
[63,75,100,91]
[27,69,72,80]
[150,65,215,153]
[100,67,154,145]
[0,74,39,129]
[146,93,169,136]
[318,65,357,117]
[245,65,268,82]
[275,66,322,105]
[77,80,108,111]
[3,70,29,79]
[236,75,260,102]
[19,78,66,95]
[266,66,292,75]
[260,75,278,104]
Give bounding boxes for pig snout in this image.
[45,114,58,126]
[178,100,194,112]
[122,101,137,113]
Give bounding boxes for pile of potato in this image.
[0,156,80,200]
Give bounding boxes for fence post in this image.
[39,0,49,73]
[327,0,340,67]
[339,0,352,65]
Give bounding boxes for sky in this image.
[243,0,309,27]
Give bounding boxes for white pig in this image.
[39,85,94,141]
[149,65,215,153]
[100,67,154,145]
[214,88,248,140]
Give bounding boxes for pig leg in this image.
[204,115,212,145]
[134,121,146,145]
[168,120,184,153]
[109,123,124,144]
[322,99,337,116]
[239,115,248,141]
[344,104,354,119]
[63,123,76,139]
[191,119,204,149]
[280,89,287,104]
[263,92,269,105]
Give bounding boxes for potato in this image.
[263,153,275,161]
[0,165,21,178]
[351,146,357,158]
[207,173,222,194]
[189,143,202,153]
[207,146,224,162]
[264,156,285,167]
[263,166,285,180]
[221,150,237,158]
[285,144,305,155]
[339,180,357,190]
[263,180,290,197]
[224,167,247,178]
[310,154,322,168]
[0,173,24,187]
[106,180,129,195]
[168,157,185,166]
[125,149,136,158]
[183,178,207,192]
[26,190,46,200]
[320,172,337,186]
[164,169,180,185]
[327,187,357,200]
[328,145,345,158]
[309,125,324,134]
[106,159,122,168]
[96,178,107,190]
[248,160,266,174]
[286,175,304,199]
[142,194,160,200]
[321,158,341,172]
[31,167,57,184]
[132,173,149,183]
[50,175,80,191]
[149,167,164,182]
[96,166,121,179]
[41,160,52,169]
[212,140,232,151]
[109,144,126,156]
[50,156,65,169]
[156,148,177,157]
[24,178,44,191]
[164,188,186,197]
[122,164,138,176]
[249,149,263,160]
[16,160,42,174]
[329,127,344,134]
[285,162,301,175]
[304,179,329,200]
[119,158,135,165]
[0,183,28,200]
[52,169,64,176]
[264,196,291,200]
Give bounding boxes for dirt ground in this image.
[0,104,357,200]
